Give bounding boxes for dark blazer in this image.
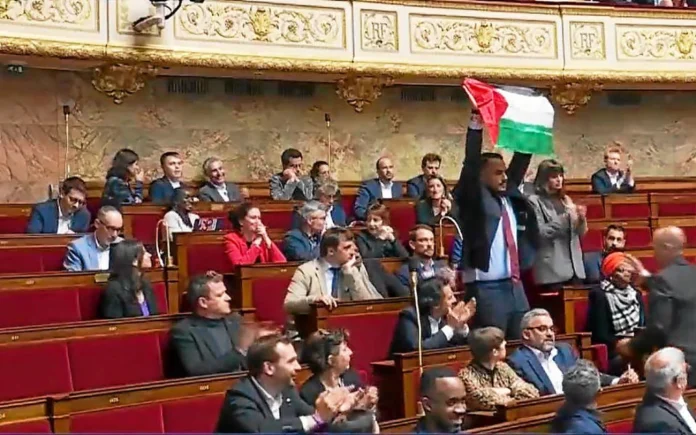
[590,168,635,195]
[551,405,606,434]
[587,287,645,359]
[355,230,409,259]
[282,229,320,262]
[299,369,363,407]
[290,204,347,230]
[198,181,242,202]
[583,251,604,283]
[389,306,467,357]
[406,175,427,198]
[414,199,459,228]
[99,277,160,319]
[507,343,616,396]
[453,127,539,273]
[170,313,246,377]
[630,257,696,385]
[353,179,403,221]
[634,392,696,434]
[395,258,447,287]
[216,376,314,433]
[26,200,90,234]
[101,177,143,209]
[148,177,179,204]
[362,258,409,298]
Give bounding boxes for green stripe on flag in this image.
[496,118,554,155]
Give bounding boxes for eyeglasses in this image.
[65,196,85,206]
[525,325,557,334]
[96,219,123,232]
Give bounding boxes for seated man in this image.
[63,205,122,271]
[388,275,474,356]
[283,201,326,262]
[171,272,255,376]
[407,153,442,199]
[396,225,447,287]
[216,333,362,433]
[149,151,184,204]
[27,176,90,234]
[551,360,606,434]
[583,224,626,283]
[633,347,696,433]
[198,157,243,202]
[360,255,409,298]
[291,181,347,230]
[507,309,638,396]
[590,146,635,194]
[353,157,403,220]
[269,148,314,201]
[284,228,378,315]
[415,367,467,434]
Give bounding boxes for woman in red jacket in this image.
[224,202,287,266]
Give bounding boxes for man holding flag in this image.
[454,78,553,340]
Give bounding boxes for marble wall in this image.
[2,68,696,203]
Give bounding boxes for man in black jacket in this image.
[415,367,467,433]
[170,272,254,376]
[216,333,356,433]
[633,347,696,433]
[453,110,539,339]
[619,226,696,386]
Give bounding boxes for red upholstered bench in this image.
[0,204,33,234]
[650,193,696,217]
[606,419,633,433]
[69,402,166,433]
[161,394,225,433]
[0,341,73,402]
[575,195,605,220]
[582,219,652,252]
[604,194,650,219]
[385,199,417,245]
[234,263,299,324]
[0,234,80,274]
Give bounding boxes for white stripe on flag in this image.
[496,89,554,129]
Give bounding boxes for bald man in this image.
[353,157,403,220]
[617,226,696,386]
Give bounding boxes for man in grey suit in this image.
[269,148,314,201]
[198,157,243,202]
[619,226,696,387]
[63,206,123,271]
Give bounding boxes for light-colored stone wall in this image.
[2,69,696,203]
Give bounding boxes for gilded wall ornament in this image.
[570,22,605,60]
[91,63,158,104]
[0,0,92,25]
[411,16,555,58]
[550,82,602,115]
[336,76,394,113]
[361,10,398,52]
[176,2,344,48]
[618,26,696,60]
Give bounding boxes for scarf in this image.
[600,279,640,336]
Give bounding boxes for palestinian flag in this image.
[462,78,554,155]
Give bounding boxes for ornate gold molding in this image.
[91,63,158,104]
[336,76,394,112]
[550,82,602,115]
[0,0,93,26]
[617,25,696,60]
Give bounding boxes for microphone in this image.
[324,113,331,127]
[325,113,332,168]
[408,257,424,375]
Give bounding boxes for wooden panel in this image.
[0,268,167,292]
[0,234,80,247]
[0,398,48,427]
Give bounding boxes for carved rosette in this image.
[91,63,158,104]
[0,0,92,25]
[550,82,602,115]
[335,76,394,113]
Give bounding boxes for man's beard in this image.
[604,245,624,256]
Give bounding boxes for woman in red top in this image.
[224,202,287,266]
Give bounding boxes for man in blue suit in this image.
[396,225,447,287]
[583,224,626,283]
[550,360,606,434]
[353,157,403,221]
[26,176,90,234]
[282,201,326,261]
[507,309,638,396]
[63,206,123,271]
[406,153,442,198]
[590,146,635,194]
[149,151,185,204]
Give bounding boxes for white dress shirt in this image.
[250,377,318,432]
[428,316,469,340]
[216,184,229,202]
[168,179,181,189]
[163,210,200,238]
[325,206,335,230]
[95,235,110,270]
[56,202,72,235]
[528,346,565,394]
[657,394,696,433]
[608,170,634,188]
[380,180,393,199]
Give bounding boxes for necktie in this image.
[330,267,341,298]
[500,200,520,283]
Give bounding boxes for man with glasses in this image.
[507,309,638,396]
[63,205,123,271]
[27,176,90,234]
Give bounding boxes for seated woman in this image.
[459,327,539,411]
[587,252,645,375]
[415,175,458,227]
[100,239,158,319]
[299,329,365,406]
[355,202,408,259]
[224,202,286,266]
[163,187,200,238]
[101,148,144,209]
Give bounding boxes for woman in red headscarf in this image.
[586,252,646,375]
